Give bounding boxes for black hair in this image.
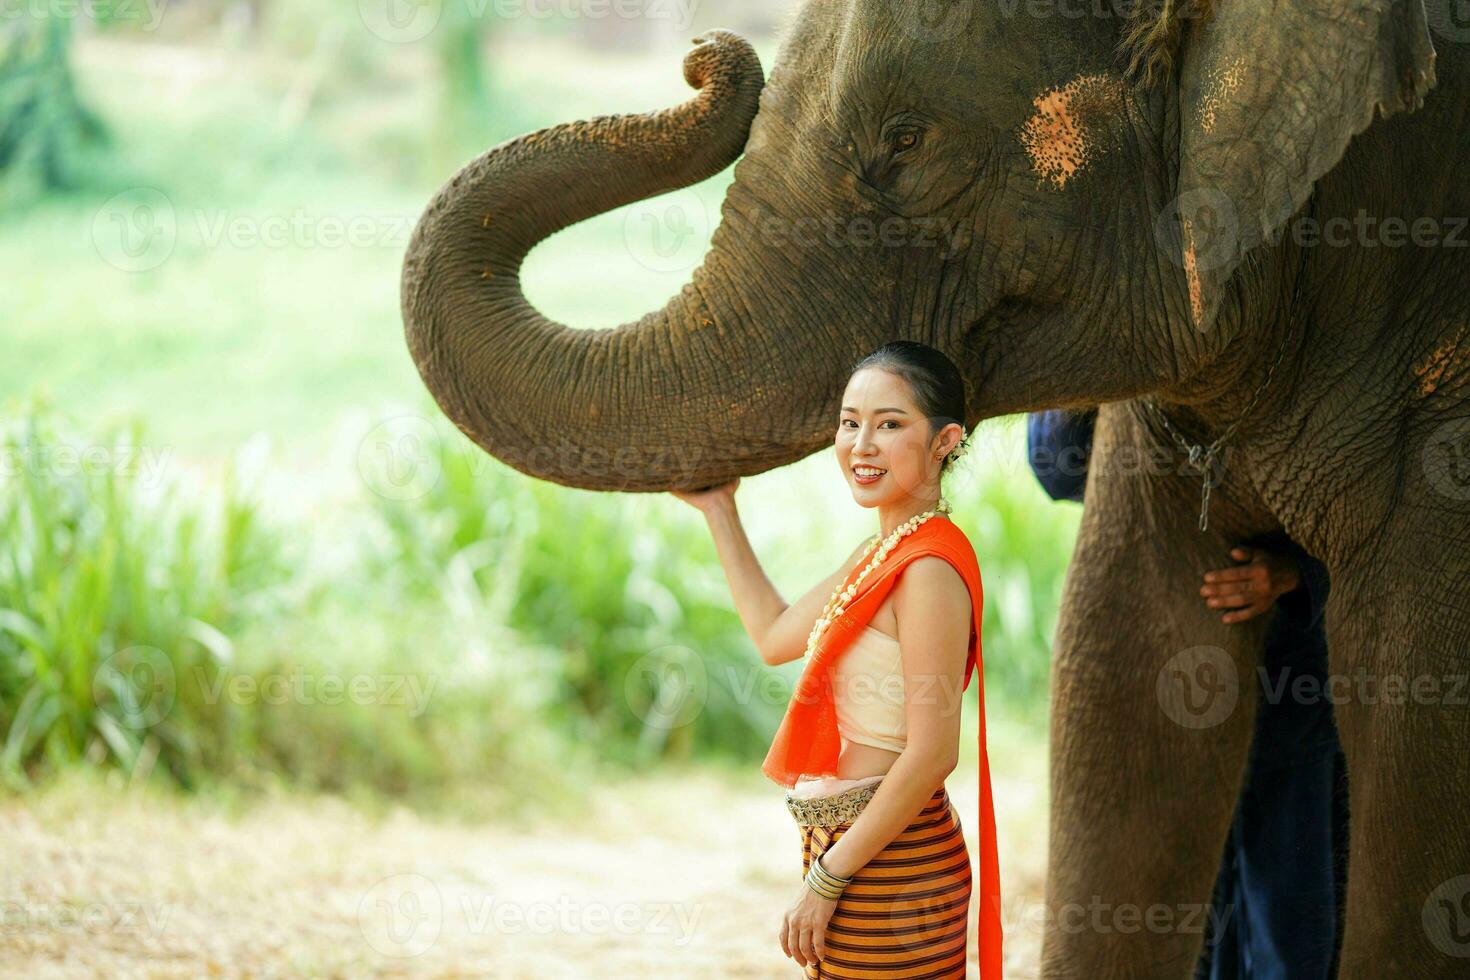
[846,340,971,476]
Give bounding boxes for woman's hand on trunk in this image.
[670,478,740,518]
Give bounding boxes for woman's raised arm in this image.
[672,480,873,666]
[756,534,875,666]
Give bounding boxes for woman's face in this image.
[836,367,954,507]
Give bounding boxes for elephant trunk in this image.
[402,29,827,492]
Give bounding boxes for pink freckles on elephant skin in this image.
[1018,74,1124,190]
[1197,57,1246,135]
[1415,322,1469,397]
[1181,218,1204,327]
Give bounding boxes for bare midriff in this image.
[836,598,903,780]
[837,740,903,780]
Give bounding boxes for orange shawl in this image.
[761,515,1003,978]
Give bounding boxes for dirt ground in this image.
[0,751,1047,978]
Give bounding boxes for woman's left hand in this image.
[1200,546,1302,624]
[779,882,838,969]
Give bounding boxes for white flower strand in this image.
[803,499,953,659]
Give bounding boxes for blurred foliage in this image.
[361,420,786,766]
[432,1,496,171]
[0,400,583,810]
[953,422,1083,727]
[0,395,283,790]
[0,15,108,207]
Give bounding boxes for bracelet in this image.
[804,854,853,900]
[804,871,842,900]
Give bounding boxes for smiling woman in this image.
[671,341,1001,979]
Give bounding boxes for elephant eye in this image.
[890,130,922,155]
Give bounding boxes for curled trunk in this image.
[402,30,828,492]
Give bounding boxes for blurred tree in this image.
[431,1,494,172]
[0,16,107,207]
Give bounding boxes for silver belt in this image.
[784,780,881,827]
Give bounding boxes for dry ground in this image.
[0,745,1047,978]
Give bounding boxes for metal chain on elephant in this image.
[1138,192,1317,532]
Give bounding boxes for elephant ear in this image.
[1165,0,1438,332]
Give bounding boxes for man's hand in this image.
[1200,545,1302,625]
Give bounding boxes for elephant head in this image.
[400,2,1437,492]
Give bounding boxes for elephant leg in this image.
[1327,513,1470,977]
[1040,403,1268,979]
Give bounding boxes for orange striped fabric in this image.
[800,786,973,979]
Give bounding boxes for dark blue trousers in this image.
[1196,744,1349,980]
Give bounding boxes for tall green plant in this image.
[0,400,289,789]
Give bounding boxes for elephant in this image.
[399,1,1470,975]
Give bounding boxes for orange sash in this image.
[761,514,1004,978]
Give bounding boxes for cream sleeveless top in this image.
[830,623,906,753]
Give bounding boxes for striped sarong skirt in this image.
[788,778,972,978]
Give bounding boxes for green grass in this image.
[0,396,283,789]
[0,399,605,810]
